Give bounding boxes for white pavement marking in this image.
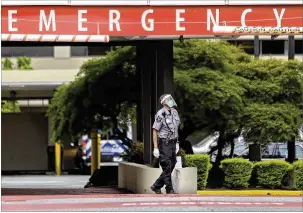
[2,196,298,206]
[121,201,286,206]
[2,181,64,183]
[218,202,232,205]
[235,202,252,205]
[273,203,285,205]
[122,203,137,206]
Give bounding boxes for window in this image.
[295,40,303,54]
[261,40,285,54]
[295,146,303,158]
[1,46,54,57]
[266,144,288,158]
[228,40,254,54]
[70,46,112,57]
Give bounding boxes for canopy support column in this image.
[136,40,174,165]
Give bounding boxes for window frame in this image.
[1,46,55,57]
[260,40,286,55]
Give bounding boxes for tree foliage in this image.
[47,46,136,142]
[174,40,251,143]
[17,56,33,70]
[2,58,13,70]
[1,101,21,113]
[48,40,303,156]
[242,103,301,143]
[237,59,303,144]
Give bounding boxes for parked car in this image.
[191,131,303,162]
[73,130,130,174]
[209,140,303,162]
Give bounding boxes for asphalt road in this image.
[1,176,303,212]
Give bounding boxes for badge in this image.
[156,116,163,123]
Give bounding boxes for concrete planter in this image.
[118,161,197,194]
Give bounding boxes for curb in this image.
[197,190,302,196]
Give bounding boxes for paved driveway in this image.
[1,175,130,196]
[2,175,90,189]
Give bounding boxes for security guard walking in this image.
[150,94,181,194]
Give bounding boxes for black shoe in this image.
[150,185,162,194]
[166,189,177,194]
[84,182,93,188]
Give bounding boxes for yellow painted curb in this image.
[197,190,302,196]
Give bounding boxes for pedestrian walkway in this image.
[1,187,133,196]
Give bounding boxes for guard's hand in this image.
[176,143,180,154]
[153,148,160,158]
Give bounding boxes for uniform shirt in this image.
[152,107,181,139]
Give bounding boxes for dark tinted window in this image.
[1,46,54,57]
[228,40,254,54]
[71,46,111,56]
[295,40,303,54]
[262,40,285,54]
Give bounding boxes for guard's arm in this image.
[152,114,163,149]
[153,129,158,149]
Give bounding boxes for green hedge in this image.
[185,154,212,189]
[220,158,253,189]
[122,141,144,164]
[253,160,293,189]
[293,160,303,190]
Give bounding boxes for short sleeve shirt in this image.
[152,107,181,139]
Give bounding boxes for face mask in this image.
[167,100,175,108]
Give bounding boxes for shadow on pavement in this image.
[1,187,133,196]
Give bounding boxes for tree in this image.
[174,40,252,160]
[174,40,302,162]
[47,46,137,142]
[236,59,303,161]
[235,59,302,140]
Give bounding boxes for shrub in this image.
[281,165,295,189]
[220,158,253,189]
[122,141,144,164]
[17,56,33,70]
[253,160,293,189]
[185,154,212,189]
[2,58,13,70]
[293,160,303,190]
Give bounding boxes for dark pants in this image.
[153,138,177,191]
